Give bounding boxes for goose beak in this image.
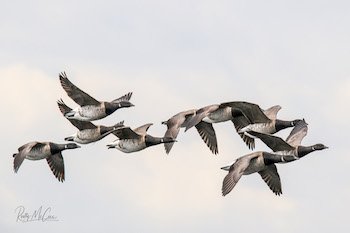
[64,110,75,117]
[106,143,116,149]
[220,165,231,171]
[64,136,74,142]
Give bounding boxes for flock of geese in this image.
[12,72,328,196]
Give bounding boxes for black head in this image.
[312,144,328,151]
[292,119,305,126]
[105,101,134,115]
[64,136,74,142]
[119,101,134,108]
[65,143,81,150]
[162,137,177,143]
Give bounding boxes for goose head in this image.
[292,119,306,126]
[118,101,134,108]
[312,144,328,151]
[65,143,81,149]
[221,165,231,171]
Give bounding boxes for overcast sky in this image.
[1,0,349,232]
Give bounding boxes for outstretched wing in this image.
[222,158,250,196]
[112,92,133,103]
[57,99,96,130]
[248,131,294,152]
[263,105,282,120]
[231,116,255,150]
[46,153,65,182]
[195,121,218,154]
[13,152,26,173]
[164,126,180,154]
[112,127,142,140]
[258,164,282,195]
[286,119,308,147]
[59,72,100,106]
[133,123,153,135]
[220,101,270,123]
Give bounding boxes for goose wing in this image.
[263,105,282,120]
[286,119,308,147]
[185,105,219,131]
[111,92,133,103]
[195,121,218,154]
[57,99,96,130]
[59,72,100,106]
[231,116,255,150]
[112,127,142,140]
[46,152,65,182]
[14,142,45,173]
[248,131,294,152]
[133,123,153,135]
[163,110,196,154]
[258,164,282,195]
[13,152,26,173]
[220,101,270,123]
[164,125,180,154]
[222,157,250,196]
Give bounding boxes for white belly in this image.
[69,106,106,121]
[114,139,146,153]
[240,123,274,134]
[75,129,101,144]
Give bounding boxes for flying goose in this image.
[221,120,328,196]
[247,119,328,161]
[107,123,176,153]
[220,101,303,149]
[13,141,80,182]
[162,109,218,154]
[59,72,134,121]
[57,99,124,144]
[221,151,284,196]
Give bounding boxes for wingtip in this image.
[59,71,67,79]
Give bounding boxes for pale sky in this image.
[1,1,349,232]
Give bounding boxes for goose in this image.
[221,151,284,196]
[59,72,134,121]
[13,142,80,182]
[162,109,218,154]
[247,119,328,161]
[107,123,176,153]
[221,120,328,196]
[220,101,303,149]
[57,99,124,144]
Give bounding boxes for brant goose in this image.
[59,72,134,121]
[13,141,80,182]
